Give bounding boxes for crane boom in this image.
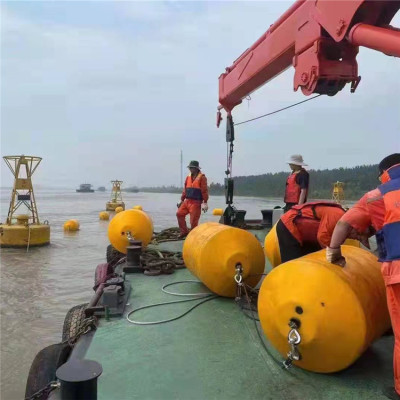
[217,0,400,125]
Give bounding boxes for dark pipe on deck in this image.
[88,283,105,308]
[348,23,400,57]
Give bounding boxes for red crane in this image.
[216,0,400,226]
[217,0,400,126]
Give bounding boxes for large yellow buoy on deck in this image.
[115,206,124,213]
[132,205,143,210]
[63,219,80,232]
[99,211,109,221]
[258,246,390,373]
[264,223,361,268]
[264,224,281,267]
[183,222,265,297]
[108,209,153,254]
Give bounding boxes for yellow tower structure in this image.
[0,155,50,247]
[106,180,125,211]
[332,181,345,205]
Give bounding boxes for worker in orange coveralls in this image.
[276,201,351,263]
[326,153,400,400]
[176,160,209,238]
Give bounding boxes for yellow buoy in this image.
[132,205,143,210]
[344,238,361,248]
[108,209,153,254]
[115,206,124,213]
[1,155,50,247]
[258,246,390,373]
[0,224,50,247]
[264,223,361,268]
[99,211,109,221]
[106,201,125,211]
[16,214,30,225]
[264,224,281,267]
[63,219,80,232]
[106,180,125,211]
[212,208,223,216]
[183,222,265,297]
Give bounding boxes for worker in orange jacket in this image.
[275,201,361,263]
[327,153,400,400]
[284,154,310,212]
[176,160,209,238]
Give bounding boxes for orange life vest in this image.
[375,164,400,261]
[185,173,204,201]
[284,169,308,203]
[281,201,344,244]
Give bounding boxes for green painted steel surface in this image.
[86,271,393,399]
[85,233,394,400]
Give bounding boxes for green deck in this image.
[86,238,394,400]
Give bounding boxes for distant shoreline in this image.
[1,163,378,201]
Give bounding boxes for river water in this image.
[0,189,282,400]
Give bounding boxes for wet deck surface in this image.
[86,240,394,400]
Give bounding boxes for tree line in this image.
[136,164,379,200]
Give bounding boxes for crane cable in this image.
[234,94,322,126]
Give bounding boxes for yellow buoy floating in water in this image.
[115,206,124,213]
[108,209,153,254]
[99,211,109,221]
[183,222,265,297]
[132,205,143,210]
[106,180,125,211]
[0,155,50,247]
[258,246,390,373]
[264,223,361,268]
[64,219,80,232]
[1,214,50,247]
[212,208,224,216]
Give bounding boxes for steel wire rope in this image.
[26,224,31,253]
[162,280,213,296]
[126,276,291,371]
[234,94,322,126]
[126,280,218,325]
[240,283,287,369]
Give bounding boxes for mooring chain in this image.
[151,227,182,244]
[62,316,97,347]
[25,381,60,400]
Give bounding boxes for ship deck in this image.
[84,237,394,400]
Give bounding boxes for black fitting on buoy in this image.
[56,359,102,400]
[289,318,301,329]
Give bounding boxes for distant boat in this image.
[76,184,94,193]
[97,186,106,192]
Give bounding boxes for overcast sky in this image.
[1,1,399,189]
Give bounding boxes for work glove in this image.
[202,203,209,213]
[326,247,346,267]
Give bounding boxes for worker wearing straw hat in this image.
[284,154,310,212]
